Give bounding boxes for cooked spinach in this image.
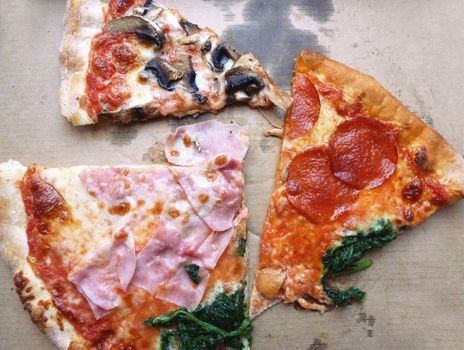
[145,288,252,350]
[321,218,397,306]
[184,263,202,284]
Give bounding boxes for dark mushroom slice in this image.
[180,19,201,36]
[144,57,184,91]
[201,40,212,53]
[225,67,265,102]
[210,43,240,72]
[183,60,208,104]
[104,15,165,50]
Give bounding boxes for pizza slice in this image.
[60,0,290,125]
[0,120,251,349]
[250,50,464,316]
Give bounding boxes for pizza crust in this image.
[0,160,250,348]
[0,161,84,349]
[295,50,464,197]
[59,0,107,126]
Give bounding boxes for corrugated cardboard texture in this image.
[1,1,463,349]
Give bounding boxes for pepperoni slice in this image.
[286,73,320,139]
[329,117,398,190]
[286,146,358,224]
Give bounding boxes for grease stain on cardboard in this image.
[219,0,334,87]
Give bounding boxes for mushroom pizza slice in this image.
[60,0,290,125]
[250,50,464,316]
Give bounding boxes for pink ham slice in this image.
[165,120,250,166]
[79,166,175,203]
[131,186,210,295]
[170,165,243,232]
[68,233,136,319]
[195,228,234,270]
[155,260,210,310]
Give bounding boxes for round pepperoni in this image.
[329,117,398,190]
[286,73,320,140]
[286,146,359,224]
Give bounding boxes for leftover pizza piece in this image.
[0,120,251,349]
[250,50,464,316]
[60,0,290,125]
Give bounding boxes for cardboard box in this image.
[0,1,463,349]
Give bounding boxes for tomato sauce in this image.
[309,76,365,118]
[258,70,453,304]
[86,31,140,117]
[20,166,246,349]
[105,0,146,24]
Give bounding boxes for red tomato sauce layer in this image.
[86,32,140,117]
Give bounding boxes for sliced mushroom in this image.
[210,43,240,72]
[180,19,201,36]
[144,57,184,91]
[184,64,198,93]
[225,67,265,101]
[104,15,165,50]
[201,39,212,53]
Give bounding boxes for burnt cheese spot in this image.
[168,208,180,218]
[108,202,131,216]
[183,134,192,147]
[199,193,209,203]
[205,170,217,182]
[151,202,163,215]
[214,155,228,167]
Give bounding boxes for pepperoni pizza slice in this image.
[60,0,290,125]
[250,50,464,316]
[0,120,251,349]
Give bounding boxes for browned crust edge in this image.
[59,0,106,126]
[251,50,464,317]
[0,161,80,349]
[295,50,464,197]
[0,160,249,349]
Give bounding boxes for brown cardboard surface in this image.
[0,1,463,349]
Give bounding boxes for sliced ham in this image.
[79,166,175,203]
[131,186,210,294]
[155,261,210,309]
[195,228,234,270]
[165,120,250,166]
[71,121,249,317]
[68,233,136,319]
[170,165,243,232]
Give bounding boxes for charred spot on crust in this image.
[14,271,29,294]
[225,67,265,102]
[131,106,148,120]
[14,271,48,331]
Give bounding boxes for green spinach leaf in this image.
[145,288,252,350]
[322,218,397,306]
[184,263,202,284]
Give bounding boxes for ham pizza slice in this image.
[60,0,290,125]
[250,50,464,316]
[0,120,251,349]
